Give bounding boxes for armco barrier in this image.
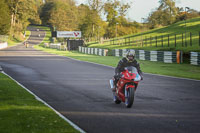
[0,42,8,49]
[190,52,200,65]
[79,46,108,56]
[112,49,182,64]
[78,47,183,64]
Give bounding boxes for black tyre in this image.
[125,87,134,108]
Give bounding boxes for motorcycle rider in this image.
[112,50,143,92]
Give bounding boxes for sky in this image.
[75,0,200,22]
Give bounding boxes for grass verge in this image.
[7,30,31,47]
[34,45,200,80]
[0,72,79,133]
[88,17,200,53]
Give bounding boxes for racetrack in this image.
[0,27,200,133]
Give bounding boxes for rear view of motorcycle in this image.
[110,66,142,108]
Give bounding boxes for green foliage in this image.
[104,0,134,38]
[0,0,11,35]
[148,0,178,28]
[3,0,42,38]
[147,0,200,29]
[40,0,78,31]
[78,5,105,41]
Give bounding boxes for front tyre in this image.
[125,88,134,108]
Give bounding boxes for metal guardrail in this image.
[112,49,182,64]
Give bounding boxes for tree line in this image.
[147,0,200,29]
[0,0,199,42]
[0,0,42,39]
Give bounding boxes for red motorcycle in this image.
[110,66,141,108]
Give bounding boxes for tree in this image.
[104,0,131,38]
[78,4,105,41]
[87,0,104,13]
[0,0,11,35]
[40,0,78,31]
[6,0,42,35]
[48,1,78,31]
[147,0,178,28]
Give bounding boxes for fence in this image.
[89,31,200,48]
[112,49,182,64]
[79,46,108,56]
[190,52,200,65]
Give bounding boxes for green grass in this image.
[34,45,200,80]
[7,30,31,47]
[0,72,79,133]
[33,25,200,80]
[88,17,200,53]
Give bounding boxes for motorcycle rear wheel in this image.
[125,87,134,108]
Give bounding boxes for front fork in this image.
[125,84,135,103]
[125,85,128,103]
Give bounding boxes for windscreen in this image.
[124,66,137,74]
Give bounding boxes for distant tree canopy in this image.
[0,0,11,35]
[104,0,133,38]
[147,0,200,29]
[1,0,42,37]
[40,1,78,31]
[147,0,178,28]
[2,0,199,41]
[39,0,138,40]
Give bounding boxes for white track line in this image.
[1,71,86,133]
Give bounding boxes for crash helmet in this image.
[126,50,135,62]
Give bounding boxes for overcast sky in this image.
[75,0,200,22]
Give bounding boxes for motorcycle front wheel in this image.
[125,87,134,108]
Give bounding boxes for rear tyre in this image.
[125,88,134,108]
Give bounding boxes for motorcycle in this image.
[110,66,141,108]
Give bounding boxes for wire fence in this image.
[88,31,200,48]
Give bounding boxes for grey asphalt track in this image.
[0,26,200,133]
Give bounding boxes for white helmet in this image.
[126,50,135,62]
